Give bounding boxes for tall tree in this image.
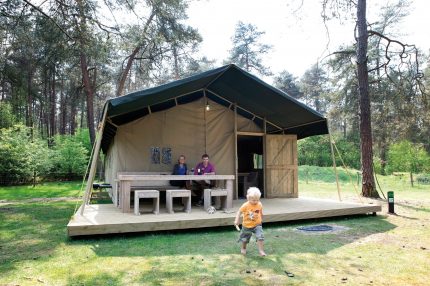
[227,21,272,76]
[356,0,378,197]
[299,64,329,114]
[115,0,201,96]
[321,0,423,197]
[273,71,303,100]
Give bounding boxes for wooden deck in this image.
[67,198,381,236]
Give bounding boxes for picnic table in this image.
[117,174,235,213]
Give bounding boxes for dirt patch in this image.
[0,197,79,206]
[295,224,350,235]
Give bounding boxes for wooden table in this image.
[117,174,235,213]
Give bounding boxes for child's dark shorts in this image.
[238,225,264,243]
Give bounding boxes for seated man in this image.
[193,153,216,206]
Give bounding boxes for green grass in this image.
[1,169,429,285]
[0,181,82,201]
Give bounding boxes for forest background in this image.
[0,0,429,187]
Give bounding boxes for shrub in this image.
[386,140,430,174]
[298,135,360,169]
[51,135,89,180]
[0,125,51,185]
[416,174,430,185]
[0,101,17,128]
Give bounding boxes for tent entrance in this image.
[237,135,264,198]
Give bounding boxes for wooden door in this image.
[265,134,298,198]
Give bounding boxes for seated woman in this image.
[170,155,188,188]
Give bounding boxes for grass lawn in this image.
[0,181,82,201]
[0,168,429,285]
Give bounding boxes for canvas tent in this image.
[84,64,328,210]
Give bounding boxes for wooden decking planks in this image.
[67,198,381,236]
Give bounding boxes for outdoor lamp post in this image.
[387,191,395,214]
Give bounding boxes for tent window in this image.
[253,153,263,169]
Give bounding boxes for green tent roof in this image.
[101,64,328,152]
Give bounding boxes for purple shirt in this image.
[194,162,216,175]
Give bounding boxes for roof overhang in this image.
[101,64,328,153]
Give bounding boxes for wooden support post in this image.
[263,118,267,197]
[329,133,342,201]
[234,103,238,199]
[80,106,108,215]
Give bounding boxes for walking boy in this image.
[234,187,266,256]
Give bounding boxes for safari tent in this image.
[67,64,380,236]
[102,64,328,198]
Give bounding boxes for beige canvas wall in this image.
[104,97,262,184]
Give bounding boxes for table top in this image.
[117,174,235,181]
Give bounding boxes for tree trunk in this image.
[356,0,379,198]
[116,11,155,97]
[173,45,180,79]
[26,60,33,134]
[59,77,66,135]
[70,87,79,135]
[50,64,56,138]
[117,46,140,97]
[80,53,95,145]
[410,172,414,187]
[76,0,95,145]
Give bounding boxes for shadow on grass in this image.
[0,202,76,274]
[71,214,396,259]
[396,202,430,213]
[0,200,396,283]
[67,272,120,286]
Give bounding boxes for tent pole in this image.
[234,103,238,199]
[80,106,109,215]
[263,118,267,197]
[203,90,207,153]
[329,131,342,201]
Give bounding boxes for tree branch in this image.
[22,0,74,41]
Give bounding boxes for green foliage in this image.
[0,101,17,128]
[386,140,430,174]
[273,70,303,99]
[298,135,331,166]
[298,135,360,169]
[0,125,89,184]
[227,21,272,76]
[0,125,32,184]
[299,165,351,183]
[51,135,89,180]
[416,174,430,185]
[0,125,51,185]
[72,128,92,154]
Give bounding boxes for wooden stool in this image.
[166,189,191,214]
[204,188,233,211]
[134,190,159,215]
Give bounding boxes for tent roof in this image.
[101,64,328,153]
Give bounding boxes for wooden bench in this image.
[203,188,233,211]
[134,190,159,215]
[166,189,191,214]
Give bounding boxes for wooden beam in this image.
[237,131,265,136]
[329,132,342,201]
[263,118,267,197]
[80,106,108,215]
[206,89,284,131]
[234,103,238,200]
